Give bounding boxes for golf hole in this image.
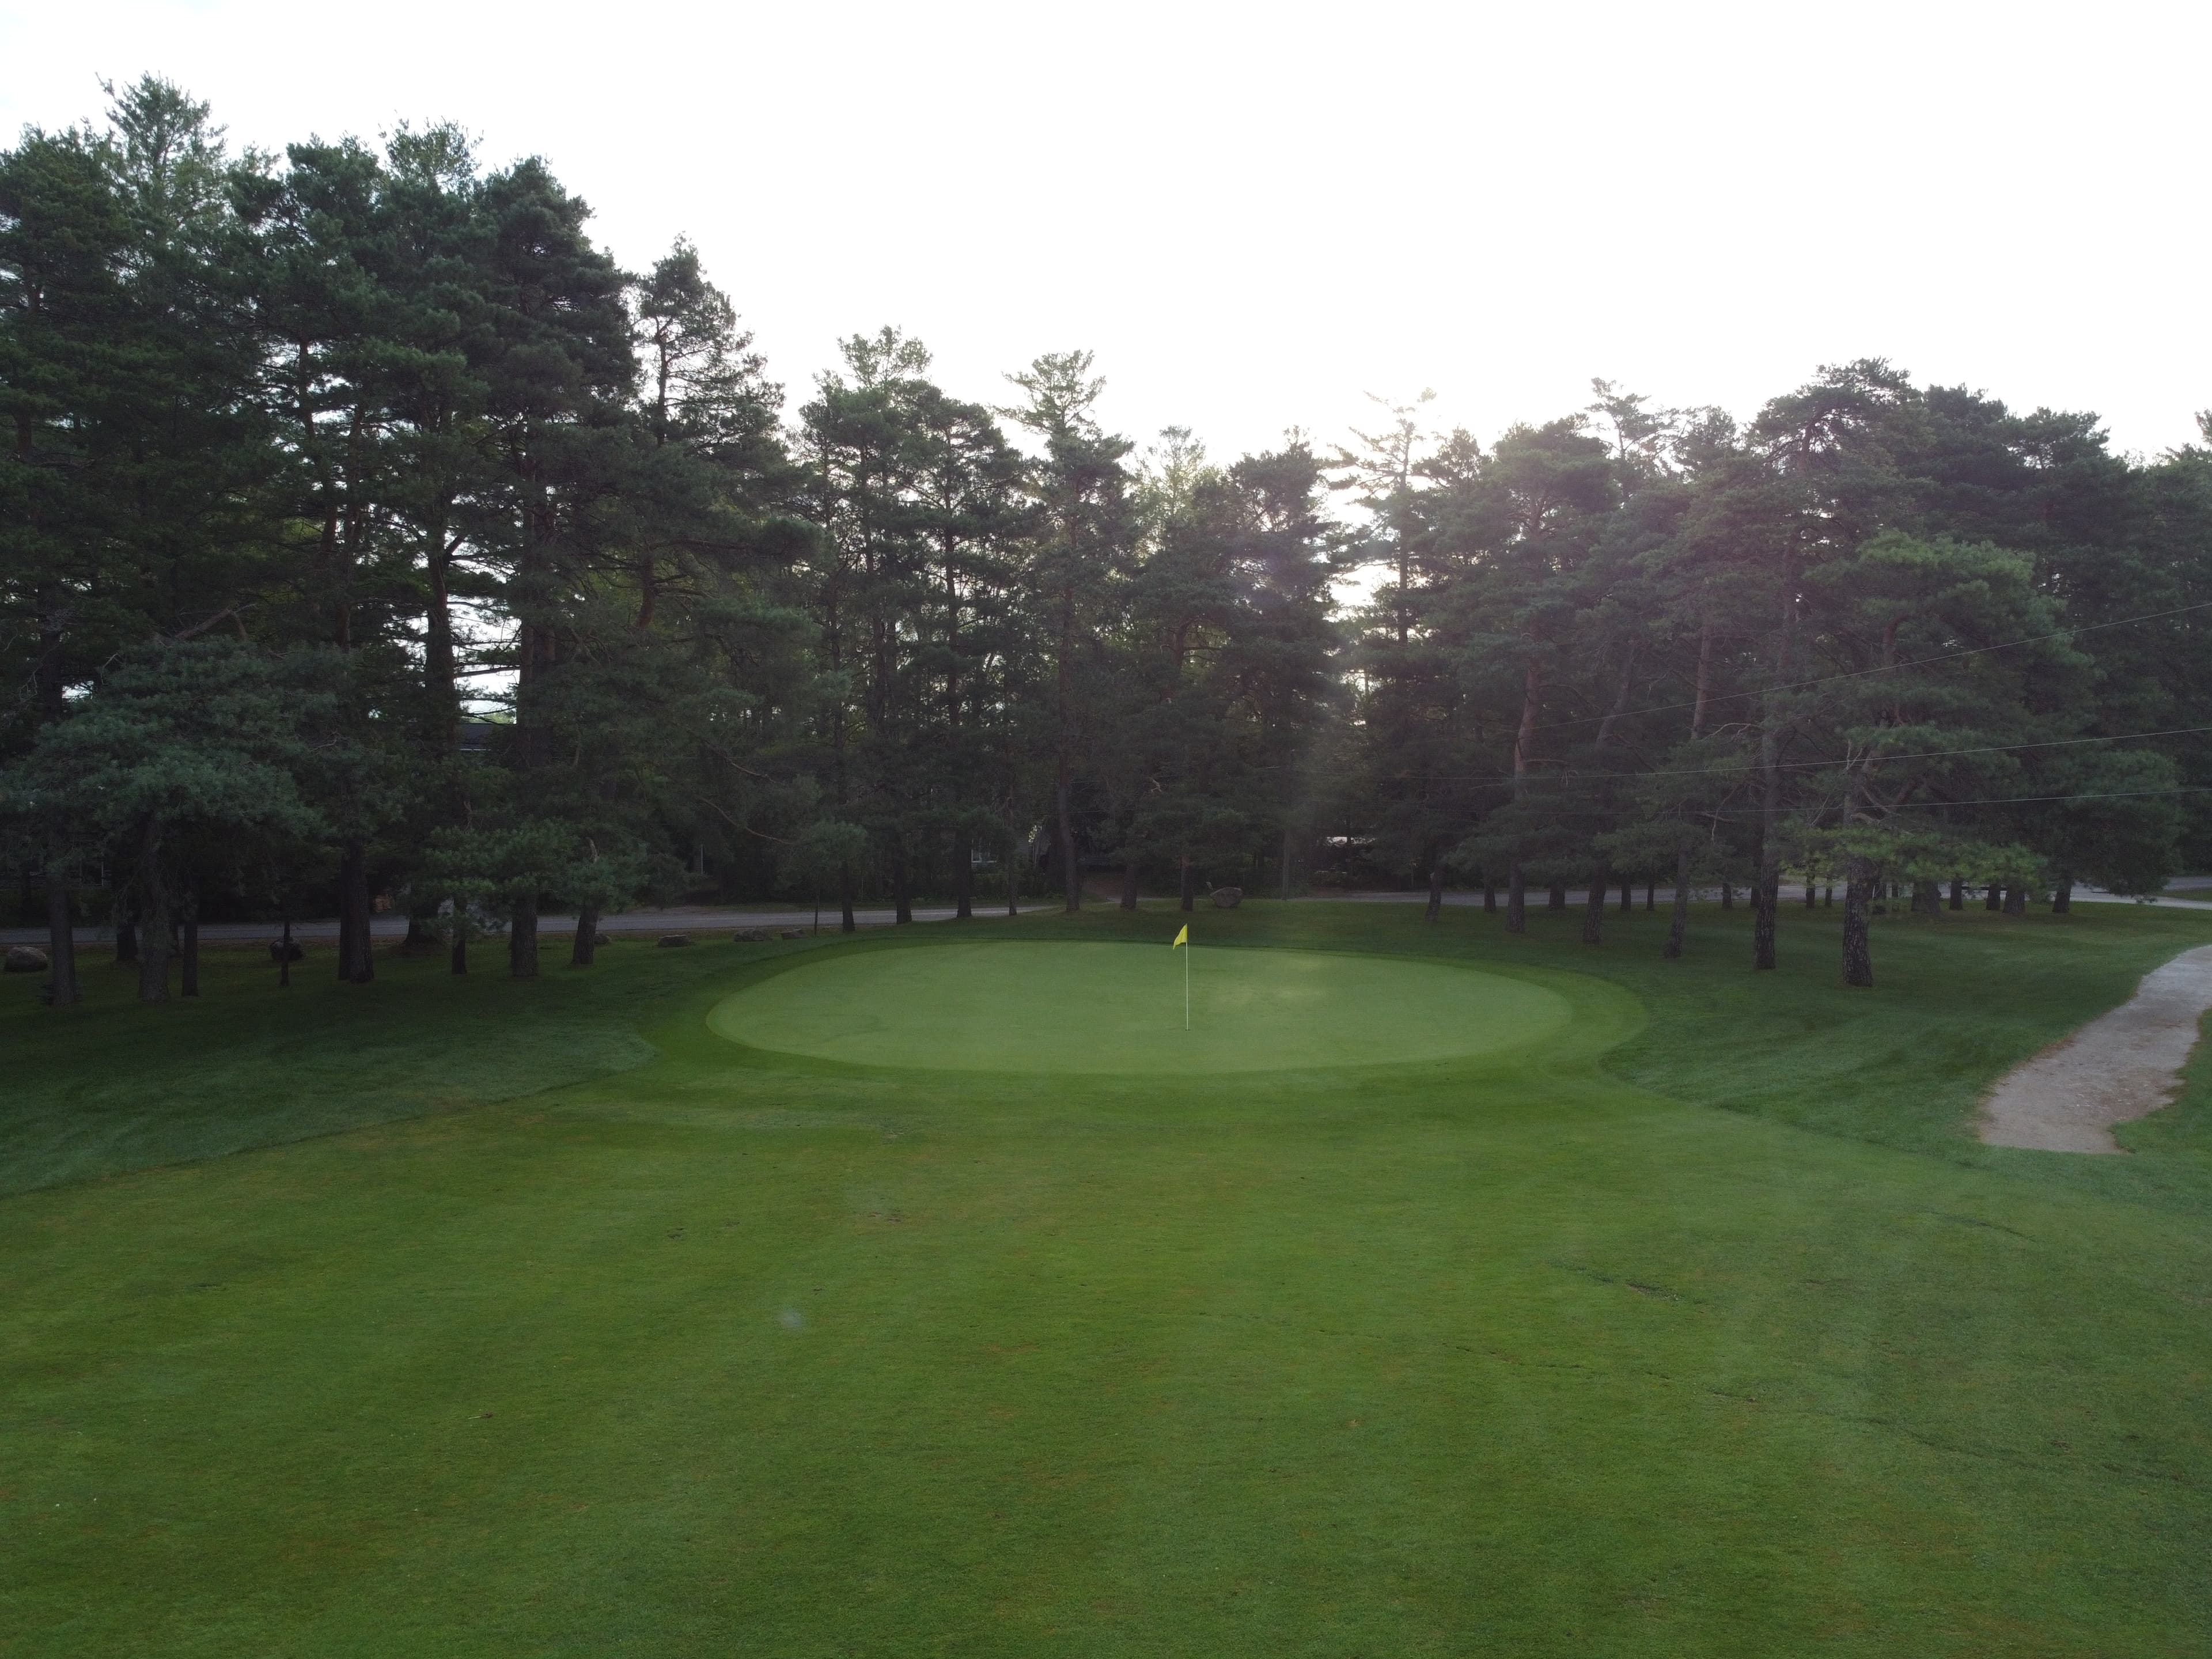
[709,941,1574,1074]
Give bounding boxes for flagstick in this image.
[1184,936,1191,1030]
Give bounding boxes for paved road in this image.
[0,903,1055,950]
[7,884,2205,952]
[1306,885,2212,912]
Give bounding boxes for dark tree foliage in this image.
[5,83,2207,1007]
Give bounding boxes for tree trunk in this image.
[1690,617,1713,739]
[180,885,200,997]
[1483,880,1497,913]
[571,903,599,967]
[1007,817,1021,916]
[1425,860,1444,922]
[280,906,295,988]
[116,911,138,964]
[340,840,374,984]
[1911,880,1941,918]
[2004,884,2027,917]
[136,818,170,1004]
[2052,875,2073,914]
[1619,878,1632,914]
[1752,698,1785,970]
[1506,650,1539,940]
[1823,886,1832,907]
[510,891,540,978]
[425,537,460,752]
[1582,861,1609,944]
[1984,884,2002,912]
[1120,859,1139,911]
[1547,881,1567,911]
[1719,882,1733,910]
[840,861,857,934]
[1664,838,1692,960]
[1804,881,1817,909]
[1948,877,1965,911]
[1280,824,1294,901]
[1055,774,1080,914]
[955,832,974,919]
[1645,878,1656,911]
[893,841,914,925]
[33,585,69,726]
[1842,858,1875,987]
[1179,856,1195,912]
[449,919,465,977]
[45,873,79,1008]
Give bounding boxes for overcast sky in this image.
[5,0,2206,467]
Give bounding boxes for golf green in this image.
[708,939,1574,1072]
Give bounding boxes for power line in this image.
[1682,783,2212,827]
[1259,722,2212,790]
[1859,785,2212,812]
[1522,596,2212,736]
[1518,722,2212,786]
[1564,725,2212,785]
[1501,776,2207,815]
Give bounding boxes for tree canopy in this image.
[6,78,2209,1002]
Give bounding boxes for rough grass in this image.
[3,900,2210,1656]
[0,938,737,1196]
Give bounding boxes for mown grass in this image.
[3,900,2210,1656]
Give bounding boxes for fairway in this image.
[710,940,1573,1072]
[13,45,2212,1657]
[8,902,2212,1657]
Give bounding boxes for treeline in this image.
[3,79,2208,1005]
[0,79,1334,1005]
[1336,369,2212,983]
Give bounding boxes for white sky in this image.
[5,0,2207,466]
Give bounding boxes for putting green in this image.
[709,940,1575,1073]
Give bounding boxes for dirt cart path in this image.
[1980,944,2212,1153]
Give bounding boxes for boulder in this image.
[268,938,305,963]
[1210,887,1244,909]
[733,927,772,943]
[5,945,49,974]
[779,929,806,941]
[656,933,694,948]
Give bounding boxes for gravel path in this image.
[1980,945,2212,1153]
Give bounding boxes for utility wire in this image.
[1508,779,2210,814]
[1690,782,2212,825]
[1662,724,2212,777]
[1857,784,2212,812]
[1251,722,2212,789]
[1486,722,2210,786]
[1519,596,2212,736]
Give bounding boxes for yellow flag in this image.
[1172,925,1189,948]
